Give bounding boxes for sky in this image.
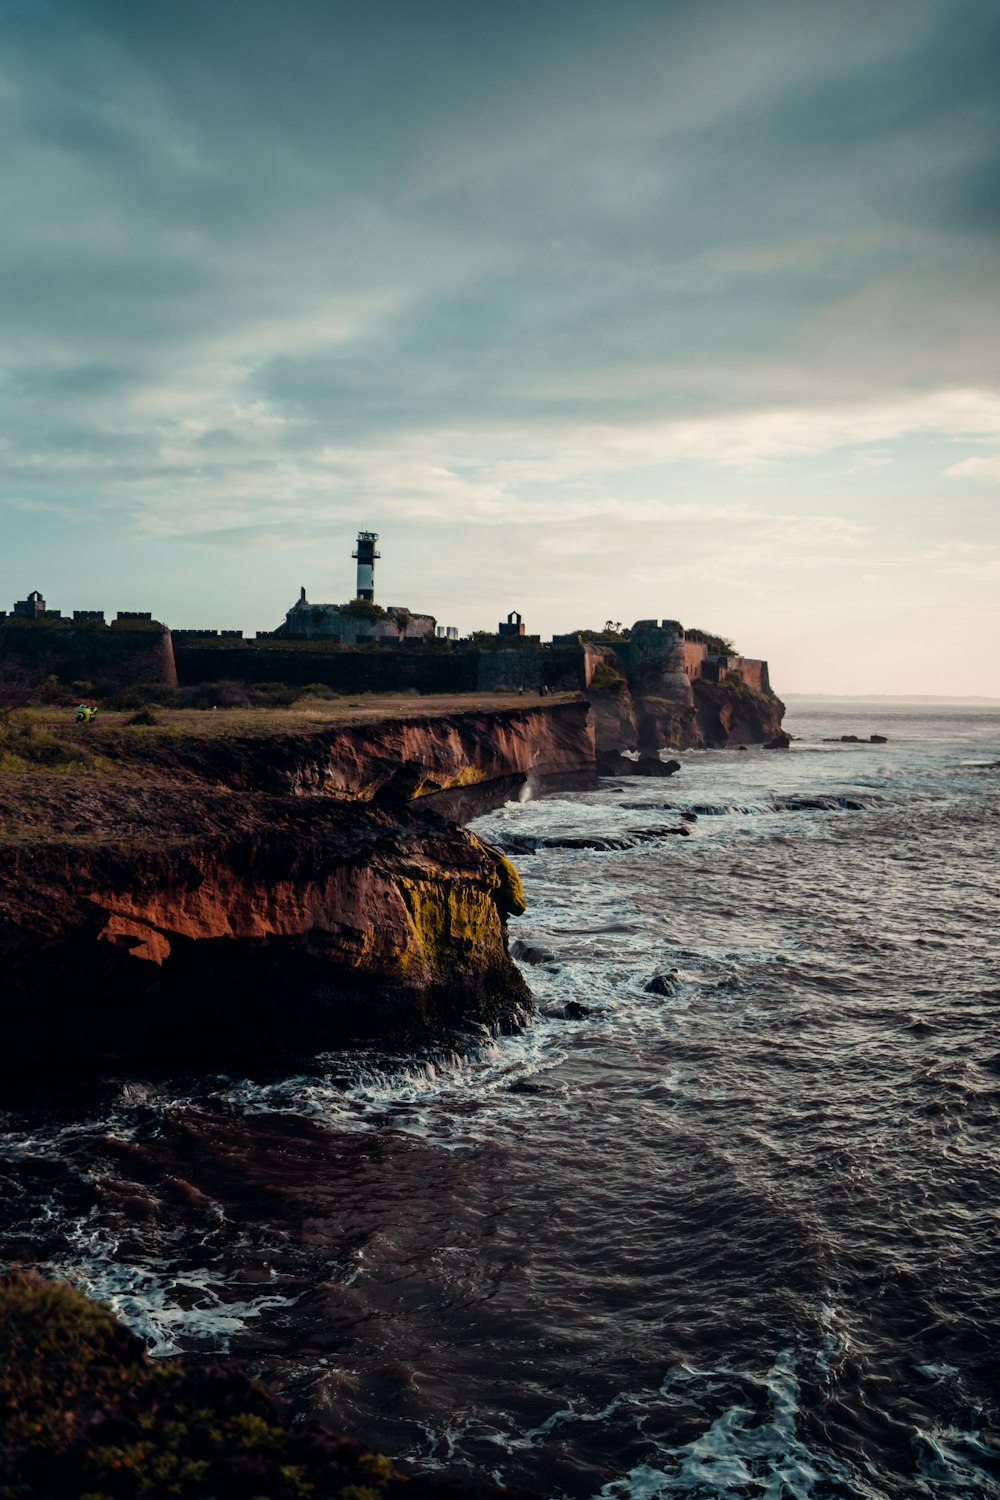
[1,0,998,695]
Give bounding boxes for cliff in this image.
[0,702,595,1079]
[584,644,784,753]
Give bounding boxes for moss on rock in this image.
[399,878,505,975]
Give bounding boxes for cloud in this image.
[947,453,1000,486]
[0,0,997,686]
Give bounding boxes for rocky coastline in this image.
[0,685,783,1080]
[0,701,598,1081]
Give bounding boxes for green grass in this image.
[7,692,578,748]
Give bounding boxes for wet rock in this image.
[737,744,749,752]
[498,834,540,855]
[763,732,792,750]
[636,756,682,777]
[562,1000,592,1020]
[596,749,638,776]
[510,939,557,966]
[645,971,681,997]
[680,810,698,823]
[545,834,632,851]
[869,734,888,743]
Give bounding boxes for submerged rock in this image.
[511,939,557,966]
[645,971,681,997]
[763,732,792,750]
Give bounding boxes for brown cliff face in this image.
[0,703,598,1078]
[583,639,784,753]
[1,794,529,1079]
[587,681,785,753]
[100,700,597,812]
[691,680,786,746]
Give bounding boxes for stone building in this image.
[276,588,436,646]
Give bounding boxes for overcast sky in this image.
[2,0,998,693]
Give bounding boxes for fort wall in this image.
[0,621,177,690]
[173,643,473,694]
[682,638,708,679]
[473,646,585,694]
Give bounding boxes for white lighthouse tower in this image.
[352,530,380,602]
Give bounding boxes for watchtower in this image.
[12,590,46,619]
[352,531,380,602]
[498,610,526,637]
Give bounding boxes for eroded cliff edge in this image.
[0,701,595,1079]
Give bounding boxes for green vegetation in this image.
[687,628,736,655]
[0,711,96,772]
[0,1273,401,1500]
[570,621,630,643]
[339,599,388,622]
[399,878,504,977]
[587,658,626,693]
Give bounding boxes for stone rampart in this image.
[0,621,177,690]
[173,643,474,693]
[611,621,693,706]
[473,646,584,693]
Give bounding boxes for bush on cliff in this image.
[587,659,626,694]
[166,681,300,710]
[686,629,735,655]
[0,1273,400,1500]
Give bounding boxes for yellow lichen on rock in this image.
[466,836,527,917]
[398,877,503,975]
[491,851,526,916]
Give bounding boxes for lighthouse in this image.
[352,530,380,602]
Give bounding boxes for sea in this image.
[2,699,998,1499]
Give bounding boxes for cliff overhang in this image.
[0,702,595,1079]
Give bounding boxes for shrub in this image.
[126,708,159,726]
[687,628,736,655]
[339,598,388,622]
[247,682,298,708]
[176,681,251,709]
[588,659,626,693]
[0,1273,402,1500]
[101,687,159,711]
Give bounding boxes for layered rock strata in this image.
[585,654,785,754]
[0,703,596,1077]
